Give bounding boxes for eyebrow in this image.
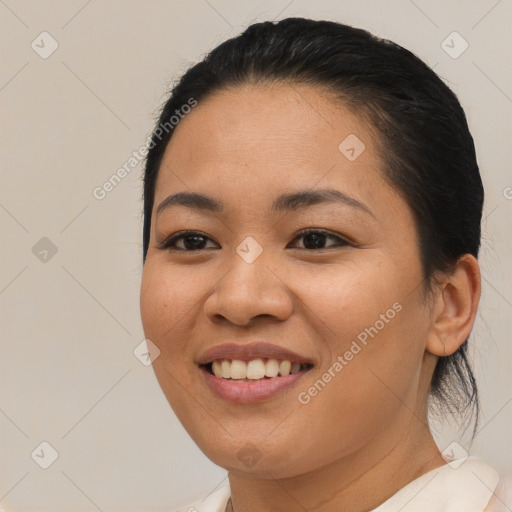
[156,188,375,218]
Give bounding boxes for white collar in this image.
[371,456,499,511]
[183,457,499,512]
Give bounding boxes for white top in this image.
[173,457,512,512]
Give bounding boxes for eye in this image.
[288,229,350,250]
[157,231,218,251]
[157,228,351,252]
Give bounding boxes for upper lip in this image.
[196,341,315,365]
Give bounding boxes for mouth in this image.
[196,341,316,402]
[201,358,314,381]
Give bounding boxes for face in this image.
[140,83,436,479]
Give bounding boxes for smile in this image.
[200,359,314,403]
[205,358,313,381]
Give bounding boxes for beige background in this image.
[1,1,511,510]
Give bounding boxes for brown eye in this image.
[289,229,350,250]
[157,229,351,252]
[158,231,218,251]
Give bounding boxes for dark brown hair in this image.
[141,17,483,427]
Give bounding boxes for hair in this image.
[142,17,484,429]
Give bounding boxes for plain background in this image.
[1,1,511,510]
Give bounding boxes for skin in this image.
[140,83,481,511]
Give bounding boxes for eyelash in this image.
[157,229,352,252]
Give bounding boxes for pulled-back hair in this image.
[142,17,484,427]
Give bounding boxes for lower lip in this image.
[200,366,309,403]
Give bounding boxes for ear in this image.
[426,254,481,357]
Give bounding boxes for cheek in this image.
[297,259,426,411]
[299,259,401,345]
[140,261,202,357]
[140,261,205,422]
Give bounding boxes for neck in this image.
[227,417,445,512]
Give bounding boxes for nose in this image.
[203,246,294,327]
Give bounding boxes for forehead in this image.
[163,83,371,166]
[154,83,399,218]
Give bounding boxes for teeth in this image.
[247,359,266,379]
[265,359,279,378]
[221,360,231,378]
[209,358,309,380]
[212,360,222,378]
[230,360,247,379]
[279,360,291,376]
[291,362,301,374]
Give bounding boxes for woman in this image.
[139,17,509,511]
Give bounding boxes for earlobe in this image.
[428,331,448,357]
[426,254,481,357]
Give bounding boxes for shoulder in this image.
[373,456,504,511]
[167,462,512,512]
[484,469,512,512]
[171,484,231,512]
